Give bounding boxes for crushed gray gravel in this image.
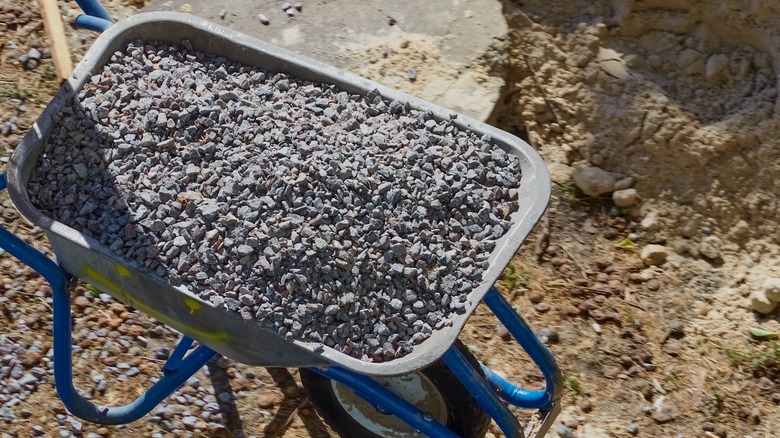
[28,39,523,362]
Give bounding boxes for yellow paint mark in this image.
[84,266,125,296]
[115,264,132,277]
[82,266,231,343]
[184,298,201,314]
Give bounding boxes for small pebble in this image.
[495,325,511,341]
[556,424,573,438]
[536,327,559,344]
[27,48,42,60]
[258,14,270,25]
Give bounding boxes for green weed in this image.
[500,265,531,293]
[39,64,57,82]
[664,371,681,392]
[704,390,725,419]
[565,376,590,398]
[724,340,780,374]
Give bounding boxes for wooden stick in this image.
[37,0,73,81]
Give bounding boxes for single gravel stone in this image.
[536,327,559,344]
[750,290,778,314]
[698,235,722,259]
[612,188,638,207]
[640,244,668,266]
[651,396,680,424]
[556,424,573,438]
[571,166,615,197]
[763,278,780,302]
[29,39,524,363]
[640,210,660,231]
[705,54,729,81]
[27,48,42,60]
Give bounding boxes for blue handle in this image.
[481,287,563,409]
[75,0,114,23]
[75,14,114,32]
[72,0,114,32]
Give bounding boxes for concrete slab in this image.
[143,0,507,121]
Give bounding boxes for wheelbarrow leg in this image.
[441,287,563,438]
[51,274,217,424]
[0,209,218,424]
[442,346,526,438]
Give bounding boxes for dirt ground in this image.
[1,0,780,437]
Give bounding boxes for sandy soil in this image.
[1,0,780,437]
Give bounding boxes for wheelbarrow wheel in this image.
[299,340,490,438]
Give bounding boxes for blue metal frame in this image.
[74,0,114,23]
[1,171,218,424]
[75,14,114,33]
[481,287,562,409]
[52,281,217,424]
[0,0,563,433]
[443,346,526,437]
[309,288,562,438]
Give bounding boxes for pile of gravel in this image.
[29,40,523,362]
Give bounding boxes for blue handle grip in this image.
[75,0,114,23]
[75,14,114,32]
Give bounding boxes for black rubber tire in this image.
[300,340,490,438]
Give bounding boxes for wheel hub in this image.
[331,372,449,437]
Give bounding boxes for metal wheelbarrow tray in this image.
[7,12,551,377]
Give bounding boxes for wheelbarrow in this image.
[0,1,562,436]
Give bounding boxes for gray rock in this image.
[571,166,616,197]
[705,54,729,81]
[612,188,638,207]
[72,163,88,178]
[699,236,722,259]
[640,244,668,266]
[763,278,780,302]
[556,424,573,438]
[651,396,680,424]
[750,290,778,314]
[27,48,42,60]
[536,327,559,344]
